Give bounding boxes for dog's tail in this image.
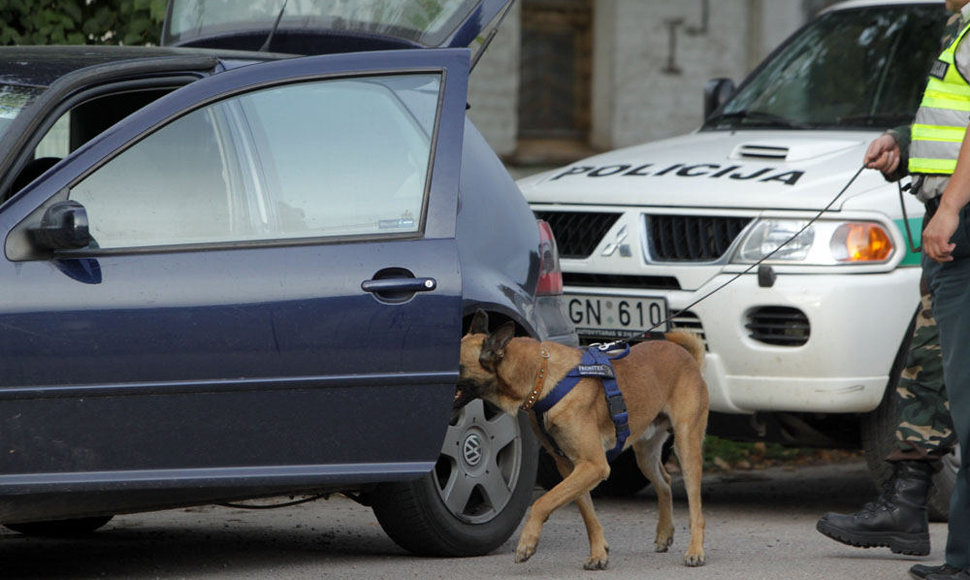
[664,331,705,368]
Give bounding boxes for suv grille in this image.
[563,273,680,290]
[669,311,707,350]
[533,211,622,259]
[746,306,810,346]
[646,215,752,261]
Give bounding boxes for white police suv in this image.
[519,0,957,517]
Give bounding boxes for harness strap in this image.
[531,343,632,462]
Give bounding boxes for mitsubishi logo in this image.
[602,225,632,257]
[463,433,484,466]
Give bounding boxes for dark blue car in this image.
[0,0,575,557]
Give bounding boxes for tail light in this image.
[537,219,564,296]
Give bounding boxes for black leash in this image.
[615,164,870,341]
[898,179,922,254]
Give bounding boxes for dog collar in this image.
[520,348,551,411]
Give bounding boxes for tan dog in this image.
[455,310,708,570]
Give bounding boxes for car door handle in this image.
[361,277,437,294]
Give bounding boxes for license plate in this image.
[566,293,668,338]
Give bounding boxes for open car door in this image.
[0,47,469,518]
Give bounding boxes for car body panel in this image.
[518,129,912,212]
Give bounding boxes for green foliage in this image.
[0,0,168,46]
[702,435,820,470]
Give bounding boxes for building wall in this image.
[468,0,809,159]
[467,3,521,156]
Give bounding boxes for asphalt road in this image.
[0,460,947,579]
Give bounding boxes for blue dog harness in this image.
[529,343,632,462]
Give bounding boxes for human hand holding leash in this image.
[864,133,901,176]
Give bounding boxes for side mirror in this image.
[28,200,91,250]
[704,78,735,120]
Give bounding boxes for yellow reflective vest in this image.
[910,21,970,175]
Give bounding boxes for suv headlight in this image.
[733,219,894,265]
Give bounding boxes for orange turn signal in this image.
[831,223,893,262]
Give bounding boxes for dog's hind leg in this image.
[633,428,675,553]
[672,413,707,567]
[516,457,610,569]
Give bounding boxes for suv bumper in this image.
[568,266,919,414]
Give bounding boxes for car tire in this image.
[370,400,538,557]
[3,515,113,537]
[861,316,954,522]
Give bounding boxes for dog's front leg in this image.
[516,458,610,569]
[552,455,609,569]
[574,491,609,569]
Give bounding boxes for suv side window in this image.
[68,74,440,250]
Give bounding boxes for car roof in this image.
[0,44,276,88]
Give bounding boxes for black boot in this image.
[911,562,965,579]
[816,460,932,556]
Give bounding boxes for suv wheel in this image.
[370,400,537,556]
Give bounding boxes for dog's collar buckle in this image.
[521,348,550,411]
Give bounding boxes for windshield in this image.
[0,84,44,142]
[706,4,946,130]
[166,0,483,47]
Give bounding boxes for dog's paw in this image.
[583,555,609,571]
[514,544,536,564]
[654,535,673,553]
[683,551,706,567]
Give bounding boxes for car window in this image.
[11,88,182,198]
[166,0,482,47]
[707,5,946,129]
[70,103,244,248]
[68,73,440,250]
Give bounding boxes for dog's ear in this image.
[468,309,489,335]
[480,321,516,370]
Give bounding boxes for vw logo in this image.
[462,433,484,466]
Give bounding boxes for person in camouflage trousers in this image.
[892,291,956,465]
[816,4,963,572]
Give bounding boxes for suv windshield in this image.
[706,4,946,130]
[166,0,482,47]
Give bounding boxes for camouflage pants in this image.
[888,291,958,462]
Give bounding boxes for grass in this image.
[700,435,862,472]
